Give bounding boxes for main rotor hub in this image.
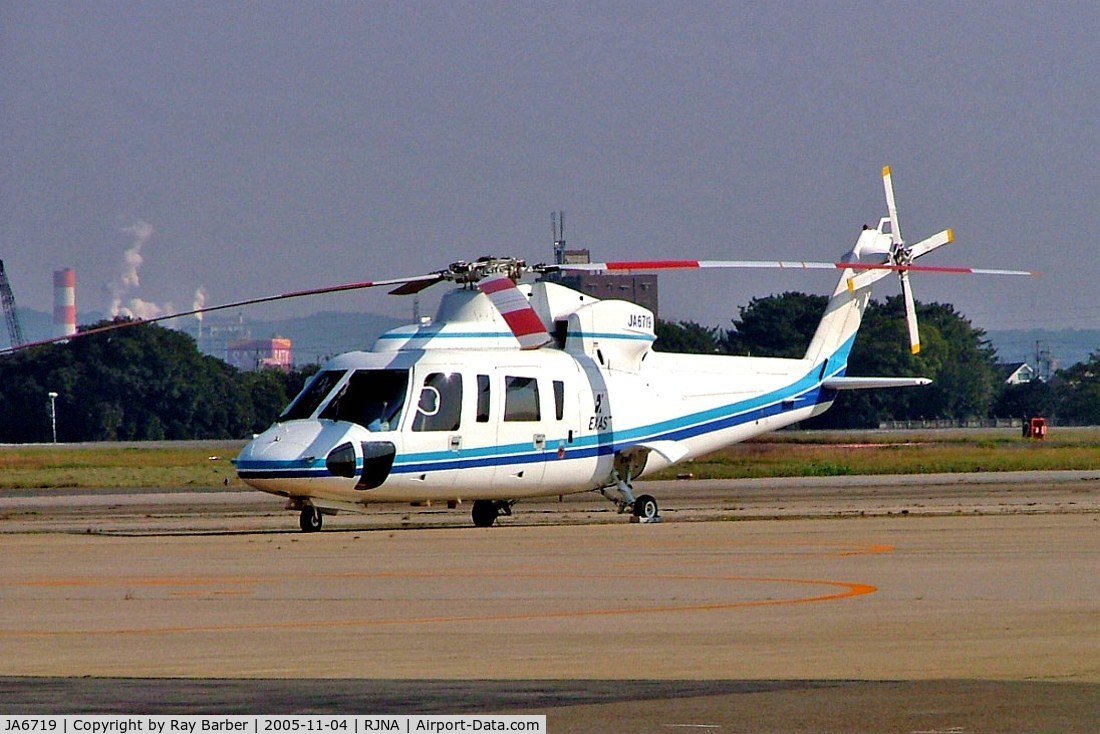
[445,256,530,285]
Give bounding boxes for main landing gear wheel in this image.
[299,505,323,533]
[632,494,660,523]
[471,499,513,527]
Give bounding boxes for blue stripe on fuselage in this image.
[237,336,854,480]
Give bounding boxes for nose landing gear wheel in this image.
[299,505,323,532]
[632,494,660,523]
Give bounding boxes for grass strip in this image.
[2,429,1099,489]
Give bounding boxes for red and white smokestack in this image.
[53,268,76,338]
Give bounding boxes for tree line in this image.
[0,320,316,443]
[0,298,1093,443]
[655,292,1084,429]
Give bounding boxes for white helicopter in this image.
[6,167,1035,531]
[229,167,1034,531]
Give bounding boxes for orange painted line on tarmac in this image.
[838,544,894,557]
[14,575,266,588]
[0,575,875,639]
[6,543,894,588]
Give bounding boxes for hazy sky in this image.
[2,2,1096,338]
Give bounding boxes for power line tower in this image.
[0,259,26,348]
[552,211,566,264]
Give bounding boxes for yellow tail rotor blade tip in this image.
[882,165,891,176]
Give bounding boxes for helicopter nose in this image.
[236,421,353,480]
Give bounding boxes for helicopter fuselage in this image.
[233,277,849,519]
[232,167,972,529]
[235,341,838,508]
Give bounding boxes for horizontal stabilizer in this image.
[823,377,931,390]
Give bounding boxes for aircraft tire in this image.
[632,494,659,521]
[299,506,323,533]
[471,500,499,528]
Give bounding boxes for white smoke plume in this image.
[120,297,170,320]
[108,219,172,319]
[193,286,207,322]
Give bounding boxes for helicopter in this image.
[4,167,1036,531]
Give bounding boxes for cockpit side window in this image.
[319,369,409,431]
[278,370,347,421]
[412,372,463,432]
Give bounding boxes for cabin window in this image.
[279,370,347,421]
[413,372,463,432]
[553,380,565,420]
[319,369,409,431]
[476,374,491,423]
[504,376,541,422]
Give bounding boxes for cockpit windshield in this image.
[278,370,347,421]
[319,369,409,431]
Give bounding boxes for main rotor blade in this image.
[0,272,444,355]
[846,263,1040,276]
[180,273,445,315]
[558,259,840,272]
[477,273,552,350]
[558,259,1039,276]
[388,275,446,295]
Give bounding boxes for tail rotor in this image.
[879,166,954,354]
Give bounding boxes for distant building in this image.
[227,337,293,371]
[193,316,252,361]
[996,362,1040,385]
[541,244,661,318]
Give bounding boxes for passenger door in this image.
[492,371,548,486]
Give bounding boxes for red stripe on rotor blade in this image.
[500,307,547,338]
[389,276,443,295]
[476,274,551,347]
[478,274,518,294]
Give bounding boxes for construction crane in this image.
[0,259,26,348]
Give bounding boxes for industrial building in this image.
[226,336,293,371]
[538,212,661,318]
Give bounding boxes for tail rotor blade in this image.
[900,269,921,354]
[907,228,954,261]
[882,165,903,246]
